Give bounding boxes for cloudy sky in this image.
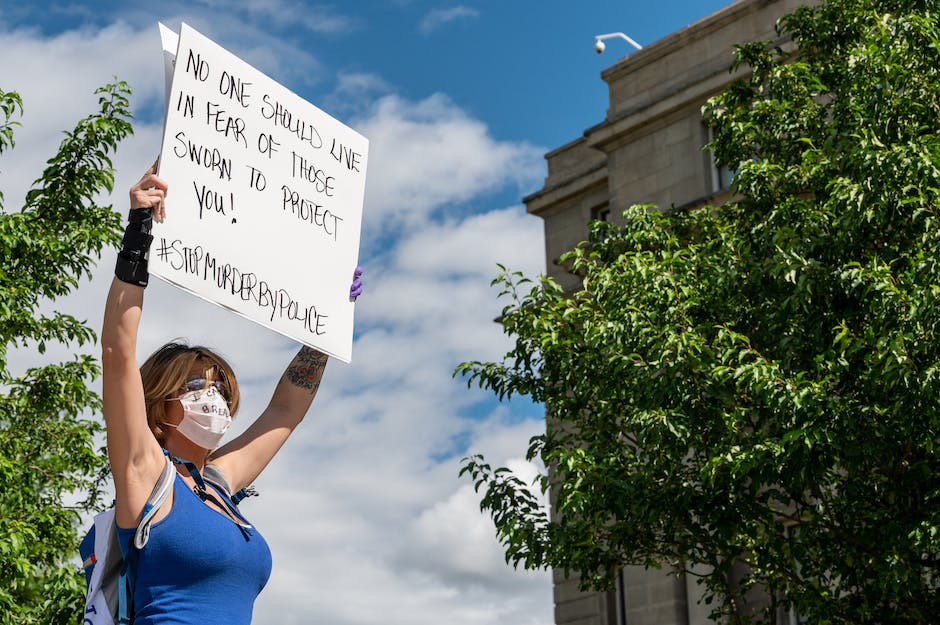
[1,1,731,624]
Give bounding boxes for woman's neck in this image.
[164,436,208,470]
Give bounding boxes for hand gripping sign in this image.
[154,23,368,362]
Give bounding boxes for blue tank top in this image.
[117,473,272,625]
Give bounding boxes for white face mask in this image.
[166,387,232,449]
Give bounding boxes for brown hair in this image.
[139,341,240,444]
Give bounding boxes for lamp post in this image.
[593,32,643,55]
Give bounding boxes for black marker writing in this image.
[173,131,232,181]
[155,237,174,262]
[206,101,248,148]
[186,49,210,81]
[258,132,281,159]
[291,151,334,196]
[247,165,267,191]
[281,184,342,241]
[329,138,361,172]
[260,94,322,149]
[193,181,235,222]
[157,237,329,336]
[176,92,195,119]
[218,70,251,108]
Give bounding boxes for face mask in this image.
[166,387,232,449]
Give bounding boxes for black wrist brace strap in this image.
[114,208,154,287]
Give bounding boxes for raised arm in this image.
[210,267,362,490]
[209,345,329,491]
[101,165,169,527]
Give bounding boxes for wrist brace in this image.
[114,208,154,287]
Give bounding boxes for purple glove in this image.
[349,266,363,301]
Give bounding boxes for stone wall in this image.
[523,1,814,624]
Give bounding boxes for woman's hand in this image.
[129,161,169,222]
[350,266,363,301]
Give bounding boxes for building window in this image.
[593,205,611,223]
[713,160,734,192]
[706,126,735,193]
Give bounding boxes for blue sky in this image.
[1,2,738,624]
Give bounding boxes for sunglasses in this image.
[181,375,227,393]
[173,373,232,404]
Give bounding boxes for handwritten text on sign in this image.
[153,23,368,362]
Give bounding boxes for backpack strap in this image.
[117,548,136,625]
[231,484,258,505]
[115,453,175,624]
[202,463,232,494]
[204,463,259,505]
[169,454,255,538]
[133,453,176,549]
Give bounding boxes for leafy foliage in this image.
[458,1,940,622]
[0,81,132,624]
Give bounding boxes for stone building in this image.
[522,1,810,624]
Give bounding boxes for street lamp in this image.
[594,32,643,55]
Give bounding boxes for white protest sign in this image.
[153,23,368,362]
[159,24,178,112]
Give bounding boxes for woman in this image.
[101,165,361,623]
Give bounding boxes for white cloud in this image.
[392,207,545,279]
[404,484,533,583]
[251,411,550,625]
[322,71,395,119]
[185,0,356,35]
[0,22,163,211]
[419,6,480,36]
[0,15,553,625]
[153,15,328,89]
[356,93,544,238]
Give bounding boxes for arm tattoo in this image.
[285,346,329,394]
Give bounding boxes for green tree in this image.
[0,81,132,624]
[458,0,940,622]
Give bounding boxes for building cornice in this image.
[600,0,778,83]
[587,0,799,153]
[585,64,737,153]
[524,163,608,217]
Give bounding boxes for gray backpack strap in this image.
[133,454,175,549]
[100,513,124,619]
[202,463,232,496]
[203,463,258,506]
